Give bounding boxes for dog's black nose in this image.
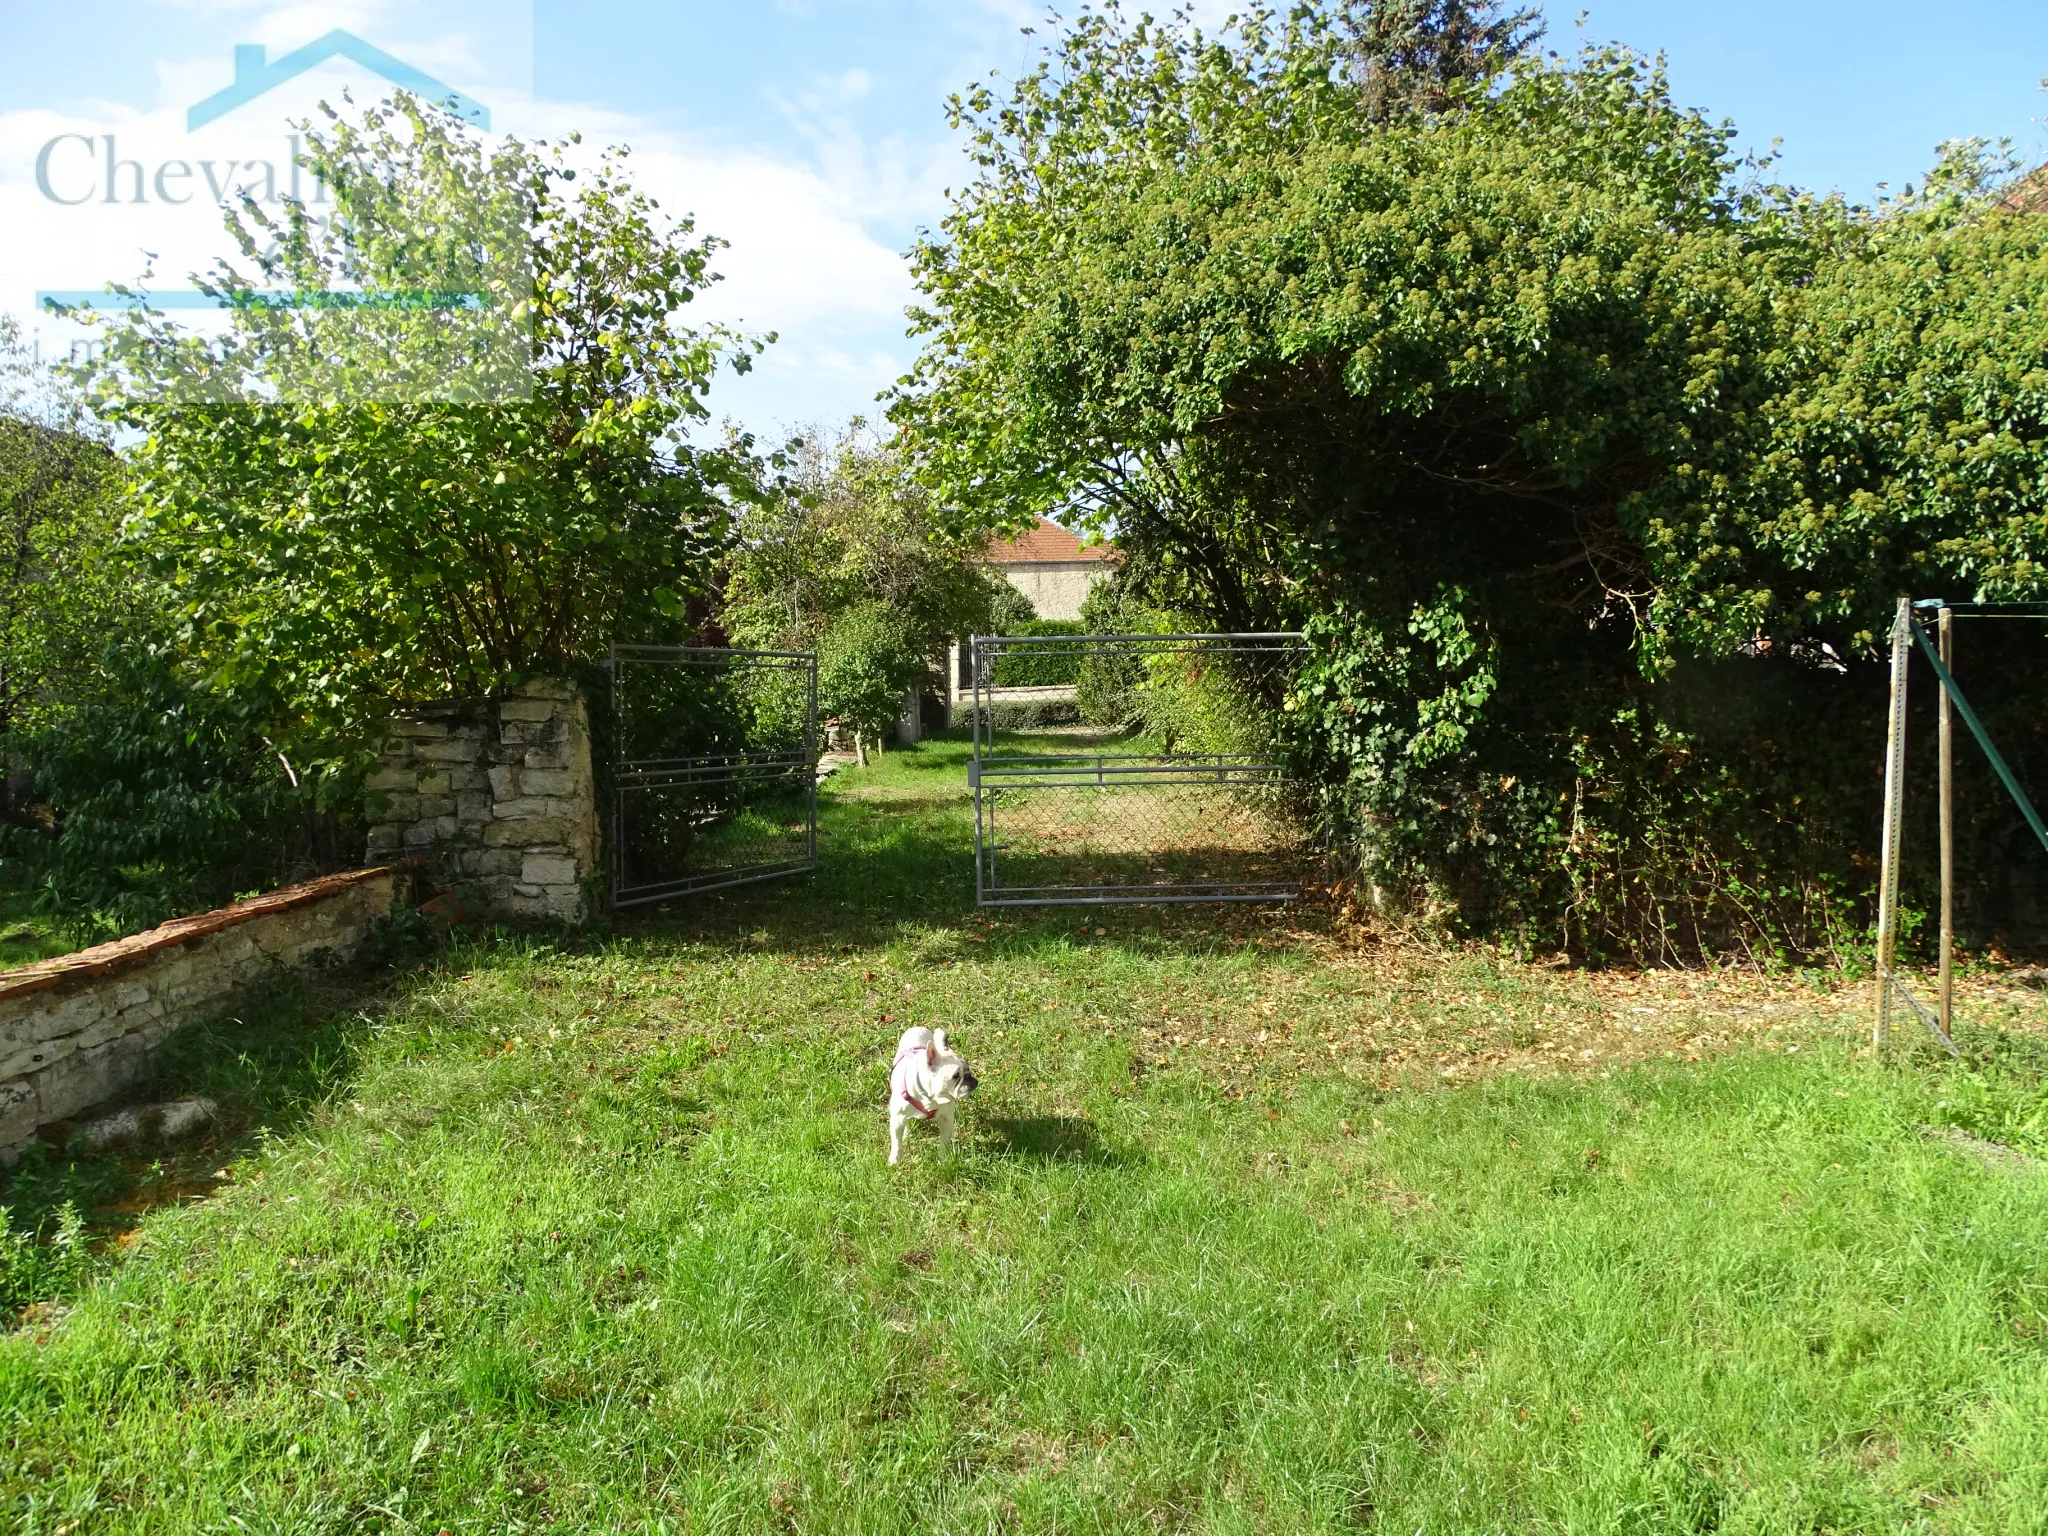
[960,1069,979,1093]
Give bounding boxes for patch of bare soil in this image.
[1923,1125,2041,1174]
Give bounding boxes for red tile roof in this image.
[986,516,1115,564]
[1998,164,2048,213]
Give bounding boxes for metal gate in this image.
[969,632,1311,906]
[610,644,818,907]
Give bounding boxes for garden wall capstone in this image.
[364,677,599,924]
[0,866,400,1164]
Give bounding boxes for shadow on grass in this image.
[1,967,394,1253]
[614,731,1331,963]
[980,1113,1133,1167]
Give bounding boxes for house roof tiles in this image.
[986,516,1114,564]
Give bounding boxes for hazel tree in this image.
[82,97,766,741]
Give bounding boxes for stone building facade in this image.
[942,517,1117,727]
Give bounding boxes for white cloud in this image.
[762,79,962,233]
[564,128,919,333]
[0,1,938,433]
[508,95,949,430]
[137,0,531,113]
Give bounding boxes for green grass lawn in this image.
[4,733,2047,1533]
[0,890,73,971]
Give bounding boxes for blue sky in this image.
[552,0,2048,436]
[529,1,2048,208]
[1559,1,2048,195]
[3,1,2045,437]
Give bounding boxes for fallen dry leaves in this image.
[1128,917,2048,1095]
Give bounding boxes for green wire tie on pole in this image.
[1909,618,2048,860]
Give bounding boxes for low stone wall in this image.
[364,677,599,924]
[0,866,400,1162]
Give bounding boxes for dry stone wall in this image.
[364,677,599,924]
[0,867,399,1163]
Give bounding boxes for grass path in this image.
[4,734,2047,1533]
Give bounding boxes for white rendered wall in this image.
[997,561,1109,622]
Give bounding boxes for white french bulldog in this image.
[887,1026,978,1165]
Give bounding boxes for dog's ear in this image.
[932,1028,950,1058]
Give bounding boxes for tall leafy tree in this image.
[722,425,1003,761]
[722,425,1001,653]
[0,319,129,808]
[83,97,765,739]
[894,2,2048,955]
[1345,0,1544,120]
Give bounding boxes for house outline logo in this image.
[187,30,490,131]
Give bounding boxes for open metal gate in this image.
[610,644,818,907]
[969,631,1311,906]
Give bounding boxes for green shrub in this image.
[819,601,925,759]
[3,649,358,943]
[987,583,1038,632]
[0,1201,91,1314]
[1074,585,1159,728]
[989,620,1085,687]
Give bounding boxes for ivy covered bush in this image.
[989,621,1086,688]
[893,1,2048,961]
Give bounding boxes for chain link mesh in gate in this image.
[610,645,818,906]
[969,632,1311,905]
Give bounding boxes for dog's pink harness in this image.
[893,1046,937,1119]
